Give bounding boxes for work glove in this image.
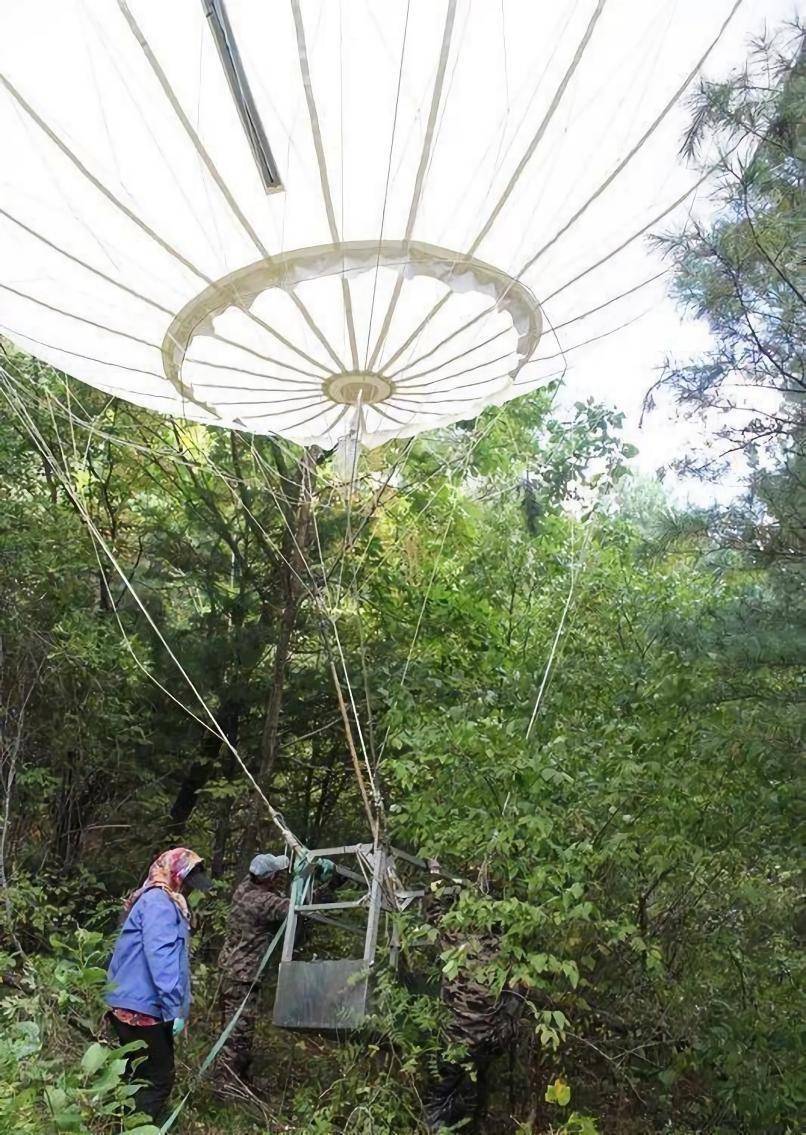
[172,1018,186,1037]
[317,858,335,882]
[292,853,311,879]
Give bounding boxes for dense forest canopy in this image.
[0,21,803,1135]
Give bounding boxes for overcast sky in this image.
[555,0,802,505]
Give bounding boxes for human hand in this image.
[172,1017,186,1037]
[317,858,335,882]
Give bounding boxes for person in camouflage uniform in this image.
[423,862,520,1133]
[216,852,291,1083]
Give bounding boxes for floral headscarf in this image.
[124,847,202,921]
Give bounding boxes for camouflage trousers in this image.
[217,977,260,1082]
[424,1052,493,1133]
[424,990,520,1132]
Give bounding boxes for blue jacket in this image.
[105,888,191,1021]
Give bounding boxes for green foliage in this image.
[0,42,804,1123]
[0,931,157,1133]
[1,352,802,1130]
[655,22,804,478]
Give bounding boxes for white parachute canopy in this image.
[0,0,774,449]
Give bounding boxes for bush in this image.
[0,930,158,1134]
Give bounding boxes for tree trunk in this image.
[210,749,237,877]
[240,449,317,866]
[167,699,240,839]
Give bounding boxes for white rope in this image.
[525,534,580,740]
[0,363,306,853]
[517,0,744,281]
[372,401,521,767]
[8,360,359,810]
[48,379,226,742]
[308,483,383,826]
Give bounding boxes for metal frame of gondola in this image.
[272,843,429,1031]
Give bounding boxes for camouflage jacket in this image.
[219,877,289,981]
[425,883,519,1057]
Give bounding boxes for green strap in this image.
[159,916,288,1133]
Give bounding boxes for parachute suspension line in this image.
[373,404,512,767]
[0,285,330,411]
[365,0,458,371]
[26,371,341,782]
[376,0,606,381]
[93,401,377,848]
[467,0,607,259]
[0,76,337,379]
[308,433,419,615]
[514,313,648,378]
[524,527,582,741]
[307,479,384,842]
[301,432,440,803]
[0,220,329,386]
[329,442,415,781]
[243,441,324,599]
[290,0,359,371]
[12,361,383,844]
[332,397,362,601]
[330,654,380,845]
[387,262,664,389]
[549,270,670,334]
[383,257,665,393]
[333,436,417,571]
[233,430,385,839]
[0,364,306,856]
[525,446,617,741]
[241,400,406,606]
[79,0,231,274]
[0,360,237,494]
[370,4,531,383]
[354,595,378,771]
[491,0,511,182]
[356,400,515,595]
[381,0,741,387]
[517,0,744,282]
[384,257,660,397]
[250,412,429,842]
[0,208,168,318]
[323,595,382,834]
[0,76,196,282]
[363,0,412,371]
[115,0,345,373]
[379,217,655,389]
[388,328,511,385]
[46,375,225,742]
[540,162,731,307]
[519,276,635,392]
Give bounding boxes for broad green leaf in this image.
[81,1041,110,1075]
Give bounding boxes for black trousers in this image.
[109,1015,175,1123]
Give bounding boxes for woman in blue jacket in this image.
[105,847,211,1122]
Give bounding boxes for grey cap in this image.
[249,852,290,879]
